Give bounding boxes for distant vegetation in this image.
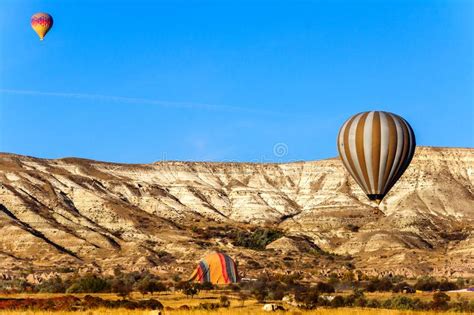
[0,295,163,311]
[191,225,284,250]
[231,228,283,250]
[237,274,474,312]
[0,271,473,312]
[4,270,167,297]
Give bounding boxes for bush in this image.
[110,279,132,299]
[392,282,414,293]
[66,275,109,293]
[386,295,424,310]
[365,277,393,292]
[315,282,335,293]
[219,295,230,308]
[138,299,164,310]
[252,287,268,303]
[330,295,345,308]
[455,277,466,288]
[198,282,214,291]
[279,273,303,286]
[6,296,81,311]
[295,286,319,310]
[366,298,381,308]
[232,228,283,250]
[83,295,105,309]
[344,288,364,306]
[229,283,241,292]
[431,292,450,310]
[197,302,221,310]
[185,285,199,298]
[451,294,474,312]
[438,279,458,291]
[414,277,439,291]
[177,282,199,298]
[136,279,167,295]
[266,281,286,300]
[0,296,163,311]
[353,296,368,307]
[35,277,67,293]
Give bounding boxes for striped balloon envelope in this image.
[337,111,416,203]
[31,13,53,40]
[188,252,238,284]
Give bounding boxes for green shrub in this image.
[315,282,335,293]
[438,279,458,291]
[450,294,473,312]
[177,282,199,298]
[455,277,466,288]
[344,288,364,306]
[229,283,241,292]
[259,280,287,301]
[414,277,439,291]
[232,228,283,250]
[197,302,220,310]
[330,295,345,308]
[365,277,393,292]
[219,295,230,308]
[392,282,414,293]
[198,281,214,291]
[35,277,67,293]
[366,298,381,308]
[431,292,450,310]
[138,299,164,310]
[136,279,167,295]
[386,295,423,310]
[354,296,368,307]
[66,275,109,293]
[295,286,319,310]
[110,279,132,299]
[252,286,268,303]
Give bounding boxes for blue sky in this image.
[0,0,472,163]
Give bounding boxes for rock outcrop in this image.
[0,146,472,279]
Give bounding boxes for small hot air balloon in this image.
[337,111,416,204]
[31,13,53,40]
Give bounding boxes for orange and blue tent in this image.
[189,252,238,284]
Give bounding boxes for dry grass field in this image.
[2,308,473,315]
[1,291,473,315]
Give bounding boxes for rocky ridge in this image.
[0,146,472,280]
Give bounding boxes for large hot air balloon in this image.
[188,252,238,284]
[31,13,53,40]
[337,111,416,203]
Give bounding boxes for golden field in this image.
[2,308,473,315]
[1,290,473,315]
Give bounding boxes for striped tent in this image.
[188,252,238,284]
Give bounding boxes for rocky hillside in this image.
[0,147,472,281]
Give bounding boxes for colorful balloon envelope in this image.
[31,13,53,40]
[337,111,416,203]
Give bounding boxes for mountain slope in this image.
[0,147,472,280]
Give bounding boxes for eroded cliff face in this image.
[0,147,472,280]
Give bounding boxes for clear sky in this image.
[0,0,472,163]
